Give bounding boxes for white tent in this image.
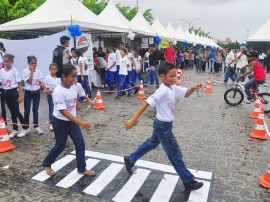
[0,0,122,33]
[165,22,177,40]
[248,19,270,42]
[151,17,168,38]
[98,0,129,33]
[175,25,189,42]
[129,11,156,36]
[184,30,195,44]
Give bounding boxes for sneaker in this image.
[50,124,53,131]
[244,99,254,104]
[17,128,31,138]
[124,156,134,174]
[134,86,139,94]
[35,127,44,135]
[9,130,19,138]
[115,95,121,99]
[184,180,204,191]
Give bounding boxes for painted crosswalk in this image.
[32,150,212,202]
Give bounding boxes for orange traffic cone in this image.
[259,162,270,188]
[250,109,268,140]
[176,77,181,87]
[93,89,105,109]
[137,80,147,99]
[0,118,16,152]
[250,98,261,119]
[205,78,213,93]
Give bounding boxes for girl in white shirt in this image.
[43,63,61,131]
[131,49,144,85]
[42,63,95,176]
[116,48,132,99]
[0,53,28,138]
[105,47,116,93]
[21,55,44,137]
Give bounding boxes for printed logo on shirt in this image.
[31,79,40,87]
[65,98,77,110]
[3,80,12,88]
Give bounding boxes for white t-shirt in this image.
[236,52,248,68]
[144,52,150,63]
[22,68,44,91]
[119,56,129,76]
[0,67,21,90]
[127,52,133,71]
[146,84,187,122]
[108,53,117,72]
[259,54,264,60]
[53,84,77,121]
[75,56,85,76]
[74,83,86,97]
[70,57,77,66]
[225,51,235,67]
[116,49,121,66]
[134,55,142,70]
[44,75,61,91]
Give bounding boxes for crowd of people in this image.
[0,35,270,191]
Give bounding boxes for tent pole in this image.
[71,15,76,48]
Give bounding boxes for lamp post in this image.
[180,18,199,30]
[137,0,139,9]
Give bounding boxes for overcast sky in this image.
[113,0,269,42]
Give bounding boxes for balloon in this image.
[68,25,73,32]
[77,30,82,36]
[71,31,76,37]
[184,41,188,47]
[74,24,80,30]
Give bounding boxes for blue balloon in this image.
[199,44,203,48]
[77,30,82,36]
[74,24,80,30]
[68,25,73,32]
[241,43,246,47]
[71,31,76,37]
[184,41,188,47]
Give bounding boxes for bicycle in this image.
[224,81,270,114]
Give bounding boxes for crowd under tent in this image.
[247,19,270,52]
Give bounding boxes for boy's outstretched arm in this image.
[125,102,149,130]
[185,83,202,97]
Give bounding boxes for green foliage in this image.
[83,0,108,15]
[0,0,11,24]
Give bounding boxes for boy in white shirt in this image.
[131,49,144,84]
[124,61,204,191]
[105,47,117,94]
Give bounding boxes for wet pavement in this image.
[1,68,270,202]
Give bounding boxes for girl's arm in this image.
[27,69,34,84]
[80,63,84,80]
[60,109,90,128]
[125,102,149,130]
[240,61,255,78]
[17,82,23,103]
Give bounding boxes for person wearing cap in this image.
[223,47,236,83]
[164,41,176,64]
[239,51,266,104]
[52,36,70,78]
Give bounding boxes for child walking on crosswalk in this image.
[124,61,204,191]
[42,63,95,176]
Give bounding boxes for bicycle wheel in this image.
[224,88,244,106]
[259,93,270,114]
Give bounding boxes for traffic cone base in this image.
[94,89,105,109]
[137,80,147,99]
[205,78,213,93]
[259,162,270,188]
[0,118,16,153]
[250,131,268,140]
[249,110,268,140]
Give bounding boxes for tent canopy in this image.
[129,11,156,36]
[151,17,169,38]
[175,25,189,42]
[248,19,270,42]
[165,22,176,40]
[0,0,123,33]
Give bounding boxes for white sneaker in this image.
[9,130,19,138]
[35,127,43,135]
[17,128,31,138]
[50,124,53,131]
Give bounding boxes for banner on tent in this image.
[160,37,170,48]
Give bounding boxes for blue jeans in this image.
[42,117,86,173]
[196,59,202,71]
[209,59,214,72]
[236,68,247,82]
[131,69,144,84]
[105,71,115,91]
[223,66,236,83]
[145,64,159,88]
[130,119,194,183]
[77,75,90,100]
[189,60,194,69]
[47,94,54,122]
[244,78,265,100]
[118,74,132,96]
[24,90,40,129]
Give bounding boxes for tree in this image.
[83,0,108,15]
[0,0,11,24]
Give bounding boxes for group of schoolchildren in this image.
[0,38,205,192]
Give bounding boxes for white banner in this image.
[0,30,74,78]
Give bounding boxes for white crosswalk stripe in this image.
[56,158,100,189]
[83,163,124,196]
[32,150,212,202]
[112,168,151,202]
